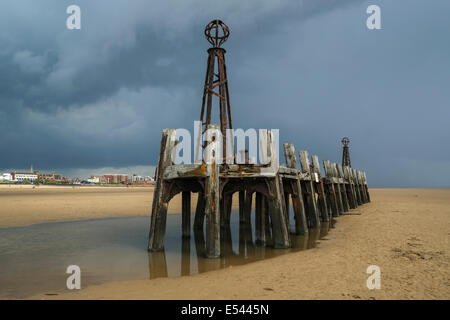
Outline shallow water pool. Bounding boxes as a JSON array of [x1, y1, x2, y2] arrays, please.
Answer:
[[0, 211, 334, 299]]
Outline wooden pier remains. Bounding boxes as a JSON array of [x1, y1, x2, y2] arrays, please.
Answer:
[[148, 126, 371, 258], [148, 20, 371, 258]]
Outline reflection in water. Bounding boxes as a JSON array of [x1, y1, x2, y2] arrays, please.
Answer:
[[148, 251, 168, 279], [147, 214, 336, 279], [0, 213, 336, 298]]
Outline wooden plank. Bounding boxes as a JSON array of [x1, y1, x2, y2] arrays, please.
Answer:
[[311, 154, 321, 174], [298, 150, 311, 173], [148, 128, 177, 251], [163, 164, 207, 180]]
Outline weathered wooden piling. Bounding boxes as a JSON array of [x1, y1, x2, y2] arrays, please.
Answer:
[[282, 143, 309, 235], [298, 150, 321, 228], [255, 193, 266, 245], [344, 166, 358, 209], [324, 161, 344, 215], [239, 191, 246, 222], [323, 160, 340, 218], [148, 129, 177, 251], [260, 130, 291, 248], [194, 192, 205, 230], [361, 171, 370, 204], [352, 168, 363, 205], [312, 154, 330, 222], [182, 191, 191, 238], [363, 171, 371, 202], [181, 237, 190, 276], [336, 164, 350, 212], [331, 163, 345, 214]]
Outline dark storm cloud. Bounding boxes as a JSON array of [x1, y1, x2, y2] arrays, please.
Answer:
[[0, 0, 449, 186]]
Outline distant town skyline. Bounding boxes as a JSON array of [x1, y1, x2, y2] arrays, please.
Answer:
[[0, 165, 156, 180]]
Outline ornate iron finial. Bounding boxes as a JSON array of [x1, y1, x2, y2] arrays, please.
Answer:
[[204, 20, 230, 48], [341, 137, 350, 147]]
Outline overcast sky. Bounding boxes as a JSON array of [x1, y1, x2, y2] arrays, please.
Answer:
[[0, 0, 449, 187]]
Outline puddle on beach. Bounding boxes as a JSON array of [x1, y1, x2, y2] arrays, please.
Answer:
[[0, 211, 335, 299]]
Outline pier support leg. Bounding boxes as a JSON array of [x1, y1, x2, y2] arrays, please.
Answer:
[[148, 129, 177, 251], [181, 237, 190, 276], [353, 169, 363, 205], [334, 182, 345, 215], [328, 183, 339, 217], [291, 189, 309, 235], [194, 192, 205, 230], [316, 182, 330, 222], [182, 191, 191, 238], [221, 192, 232, 227], [244, 191, 253, 223], [264, 197, 272, 246], [365, 185, 371, 203], [255, 193, 266, 246], [239, 191, 246, 222], [302, 181, 321, 228], [268, 175, 290, 249], [341, 183, 350, 212], [298, 150, 321, 228], [283, 143, 308, 235], [344, 166, 358, 209], [204, 162, 220, 258], [346, 183, 357, 209]]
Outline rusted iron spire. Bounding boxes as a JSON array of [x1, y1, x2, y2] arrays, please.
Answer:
[[341, 137, 351, 168], [198, 20, 232, 163]]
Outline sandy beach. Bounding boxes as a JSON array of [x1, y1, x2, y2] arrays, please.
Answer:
[[0, 185, 244, 228], [1, 186, 449, 299]]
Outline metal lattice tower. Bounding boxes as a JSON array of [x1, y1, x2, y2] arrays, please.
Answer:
[[341, 137, 351, 167], [197, 20, 232, 162]]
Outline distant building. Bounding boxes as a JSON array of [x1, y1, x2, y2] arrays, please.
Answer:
[[12, 172, 38, 182], [132, 175, 144, 183], [132, 174, 154, 183], [103, 174, 129, 184], [87, 176, 101, 183], [38, 172, 65, 181], [0, 173, 13, 181]]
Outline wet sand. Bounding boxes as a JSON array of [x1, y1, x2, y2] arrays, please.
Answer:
[[1, 186, 449, 299], [0, 185, 221, 228]]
